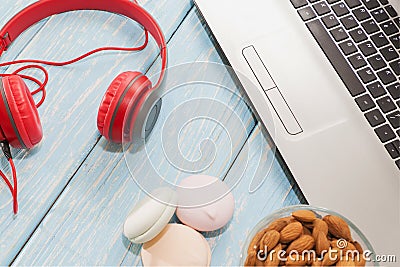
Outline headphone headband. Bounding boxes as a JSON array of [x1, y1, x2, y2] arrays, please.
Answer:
[[0, 0, 167, 88]]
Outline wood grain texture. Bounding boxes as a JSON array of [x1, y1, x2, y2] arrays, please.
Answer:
[[0, 0, 192, 264], [12, 8, 258, 266], [1, 0, 300, 266], [205, 124, 301, 266], [121, 124, 302, 266], [0, 0, 48, 62]]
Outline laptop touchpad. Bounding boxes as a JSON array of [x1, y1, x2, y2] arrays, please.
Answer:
[[243, 46, 302, 135]]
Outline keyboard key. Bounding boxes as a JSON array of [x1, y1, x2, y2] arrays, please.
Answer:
[[396, 160, 400, 169], [308, 0, 320, 2], [367, 81, 385, 97], [377, 95, 396, 113], [371, 8, 390, 22], [341, 15, 359, 29], [385, 142, 400, 159], [389, 35, 400, 49], [377, 68, 396, 84], [388, 83, 400, 100], [394, 17, 400, 28], [365, 109, 386, 126], [361, 19, 380, 33], [368, 54, 387, 70], [327, 0, 340, 3], [291, 0, 308, 8], [349, 28, 367, 42], [356, 94, 376, 111], [322, 14, 340, 28], [353, 7, 371, 21], [339, 40, 358, 55], [306, 20, 366, 96], [380, 46, 399, 61], [361, 0, 380, 10], [378, 0, 388, 5], [387, 111, 400, 128], [298, 7, 317, 21], [380, 21, 399, 36], [358, 41, 377, 56], [358, 67, 377, 83], [349, 53, 367, 69], [395, 140, 400, 153], [330, 27, 349, 41], [375, 124, 396, 142], [390, 60, 400, 76], [345, 0, 362, 8], [385, 5, 398, 17], [332, 3, 350, 16], [313, 1, 331, 15], [371, 32, 389, 47]]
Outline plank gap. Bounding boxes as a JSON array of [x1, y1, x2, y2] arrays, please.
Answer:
[[9, 4, 196, 265], [9, 135, 102, 265]]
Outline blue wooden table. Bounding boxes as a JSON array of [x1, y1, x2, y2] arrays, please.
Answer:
[[0, 0, 302, 265]]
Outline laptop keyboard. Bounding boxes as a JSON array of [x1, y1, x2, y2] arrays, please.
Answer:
[[290, 0, 400, 170]]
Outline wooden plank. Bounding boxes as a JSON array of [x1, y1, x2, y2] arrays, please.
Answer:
[[0, 0, 48, 63], [0, 0, 192, 264], [121, 124, 302, 266], [205, 124, 302, 266], [13, 9, 257, 265]]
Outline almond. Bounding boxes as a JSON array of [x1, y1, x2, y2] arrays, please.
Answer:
[[307, 257, 314, 266], [265, 244, 282, 267], [287, 235, 315, 254], [245, 250, 257, 266], [303, 226, 312, 236], [323, 215, 353, 241], [344, 242, 357, 252], [322, 248, 340, 266], [312, 219, 329, 239], [331, 239, 356, 252], [260, 230, 280, 253], [255, 258, 265, 266], [248, 229, 268, 254], [316, 231, 330, 255], [280, 222, 303, 243], [266, 217, 292, 232], [353, 241, 366, 267], [303, 221, 315, 229], [292, 209, 317, 223], [336, 258, 356, 266], [312, 259, 322, 267], [285, 254, 308, 266]]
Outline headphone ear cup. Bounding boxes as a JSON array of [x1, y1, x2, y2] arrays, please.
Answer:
[[0, 76, 43, 149], [97, 72, 152, 143], [126, 88, 162, 148]]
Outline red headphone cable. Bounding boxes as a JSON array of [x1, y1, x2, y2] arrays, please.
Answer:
[[0, 29, 149, 108], [0, 30, 149, 215], [0, 141, 17, 214]]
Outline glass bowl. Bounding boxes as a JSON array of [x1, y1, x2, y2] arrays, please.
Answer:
[[239, 205, 377, 266]]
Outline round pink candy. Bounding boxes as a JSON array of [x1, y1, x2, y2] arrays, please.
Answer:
[[176, 175, 235, 232]]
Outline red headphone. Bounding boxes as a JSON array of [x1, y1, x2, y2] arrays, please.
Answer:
[[0, 0, 167, 214]]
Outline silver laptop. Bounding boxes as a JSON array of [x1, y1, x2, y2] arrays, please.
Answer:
[[195, 0, 399, 260]]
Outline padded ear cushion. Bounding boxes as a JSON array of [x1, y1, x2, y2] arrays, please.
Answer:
[[97, 72, 136, 136], [0, 76, 43, 149], [97, 72, 152, 143]]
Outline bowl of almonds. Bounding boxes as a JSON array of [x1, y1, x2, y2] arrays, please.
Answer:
[[240, 205, 376, 266]]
